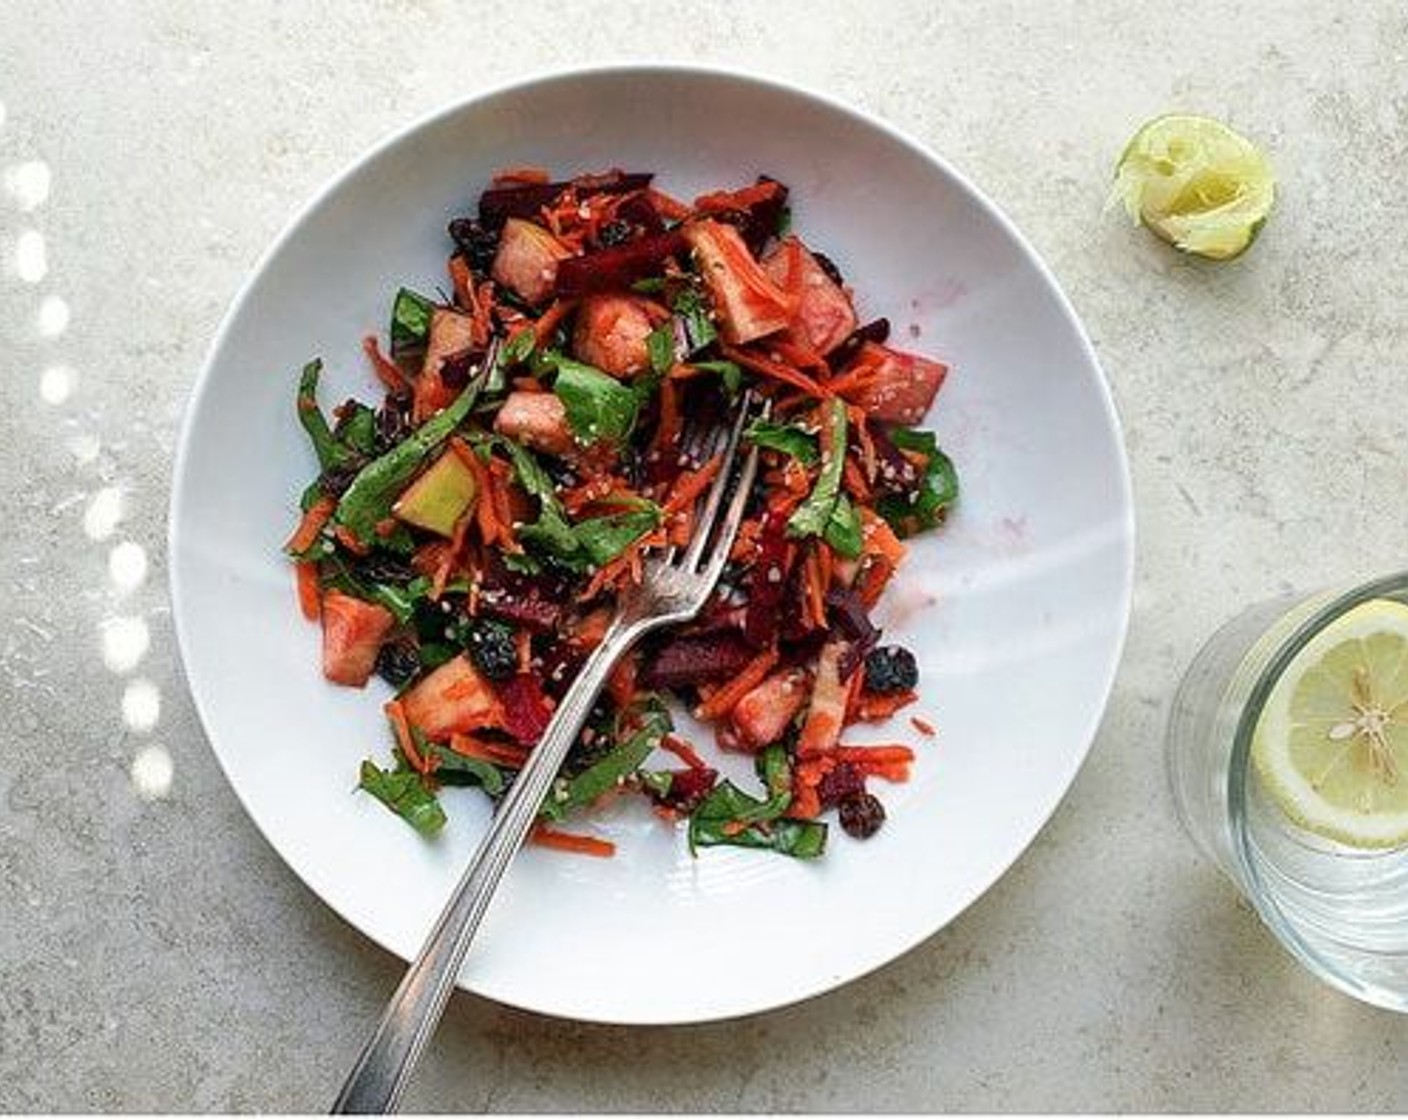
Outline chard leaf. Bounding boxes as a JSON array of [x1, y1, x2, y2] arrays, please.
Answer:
[[822, 493, 864, 559], [548, 355, 640, 445], [574, 504, 661, 567], [874, 427, 959, 538], [746, 419, 819, 465], [427, 744, 505, 795], [646, 322, 676, 377], [390, 288, 435, 358], [786, 398, 848, 540], [358, 759, 446, 837]]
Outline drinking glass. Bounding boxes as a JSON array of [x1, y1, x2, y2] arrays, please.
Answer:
[[1166, 571, 1408, 1011]]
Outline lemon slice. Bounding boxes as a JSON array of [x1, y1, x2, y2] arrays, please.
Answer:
[[1111, 114, 1275, 260], [1253, 599, 1408, 847]]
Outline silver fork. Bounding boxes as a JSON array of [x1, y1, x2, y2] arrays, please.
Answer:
[[332, 393, 761, 1114]]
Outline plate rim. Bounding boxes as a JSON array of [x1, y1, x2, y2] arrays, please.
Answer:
[[169, 61, 1136, 1024]]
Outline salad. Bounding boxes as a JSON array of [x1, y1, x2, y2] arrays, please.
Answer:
[[283, 167, 958, 859]]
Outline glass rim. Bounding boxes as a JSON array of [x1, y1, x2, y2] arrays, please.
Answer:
[[1226, 569, 1408, 1006]]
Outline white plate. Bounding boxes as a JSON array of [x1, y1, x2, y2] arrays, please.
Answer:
[[170, 66, 1133, 1024]]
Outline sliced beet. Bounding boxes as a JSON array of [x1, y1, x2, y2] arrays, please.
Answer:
[[477, 562, 566, 632], [705, 176, 790, 256], [646, 766, 719, 812], [553, 230, 687, 298], [496, 674, 553, 745], [639, 632, 755, 691], [743, 512, 791, 648], [828, 586, 880, 679], [867, 421, 924, 496], [477, 170, 654, 229]]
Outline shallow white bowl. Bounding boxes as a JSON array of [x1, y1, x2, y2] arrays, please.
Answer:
[[170, 65, 1133, 1024]]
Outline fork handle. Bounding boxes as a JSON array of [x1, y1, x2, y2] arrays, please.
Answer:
[[332, 617, 645, 1114]]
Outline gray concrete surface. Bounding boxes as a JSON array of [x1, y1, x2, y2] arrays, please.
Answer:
[[3, 0, 1408, 1111]]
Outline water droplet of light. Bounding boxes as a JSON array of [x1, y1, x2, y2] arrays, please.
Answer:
[[108, 540, 148, 591], [14, 230, 46, 283], [101, 615, 150, 673], [83, 487, 124, 540], [121, 678, 161, 732], [130, 743, 173, 800], [39, 364, 74, 404], [5, 160, 50, 211], [37, 294, 69, 337]]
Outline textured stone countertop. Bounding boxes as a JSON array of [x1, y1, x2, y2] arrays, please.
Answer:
[[3, 1, 1407, 1111]]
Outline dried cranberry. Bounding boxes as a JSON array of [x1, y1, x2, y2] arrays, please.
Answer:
[[838, 792, 885, 839], [816, 762, 866, 809]]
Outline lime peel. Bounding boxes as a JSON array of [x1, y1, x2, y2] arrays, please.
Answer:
[[1111, 113, 1275, 261], [1253, 599, 1408, 849]]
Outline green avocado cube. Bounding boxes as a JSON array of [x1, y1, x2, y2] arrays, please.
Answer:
[[392, 449, 478, 538]]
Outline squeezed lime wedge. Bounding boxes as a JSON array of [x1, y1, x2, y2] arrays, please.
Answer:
[[1111, 114, 1275, 260], [1253, 599, 1408, 848]]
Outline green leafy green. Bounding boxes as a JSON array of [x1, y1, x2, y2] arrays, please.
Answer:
[[574, 503, 662, 567], [671, 287, 718, 353], [646, 322, 676, 377], [427, 743, 506, 795], [822, 493, 864, 559], [786, 397, 848, 540], [500, 329, 537, 367], [358, 759, 446, 837], [691, 359, 743, 395], [333, 373, 485, 543], [541, 705, 671, 822], [296, 359, 344, 471], [874, 427, 959, 538], [687, 760, 826, 860], [548, 356, 640, 445], [390, 287, 435, 358], [745, 419, 819, 465], [492, 438, 587, 569]]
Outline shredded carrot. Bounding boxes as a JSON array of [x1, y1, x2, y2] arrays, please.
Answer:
[[652, 379, 682, 457], [693, 647, 780, 722], [294, 561, 321, 621], [574, 608, 613, 648], [854, 689, 919, 721], [374, 517, 399, 539], [384, 700, 428, 774], [802, 547, 827, 629], [284, 495, 336, 554], [866, 762, 911, 783], [580, 528, 667, 600], [719, 343, 829, 398], [530, 825, 616, 858], [847, 404, 877, 478], [488, 459, 517, 541], [448, 254, 475, 311], [448, 732, 528, 769], [607, 653, 637, 709], [834, 744, 916, 765], [532, 298, 577, 347], [842, 455, 873, 503], [790, 779, 822, 820], [770, 336, 829, 375], [450, 439, 503, 548], [816, 541, 834, 596], [693, 179, 786, 215], [361, 335, 410, 395], [911, 716, 936, 737], [431, 508, 472, 600], [661, 733, 709, 771], [663, 454, 722, 515], [515, 629, 533, 674], [334, 524, 370, 556]]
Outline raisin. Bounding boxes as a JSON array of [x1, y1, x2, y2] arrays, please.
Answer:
[[356, 554, 418, 585], [463, 618, 518, 681], [374, 398, 411, 453], [375, 642, 421, 689], [862, 645, 918, 694], [448, 220, 499, 274], [838, 792, 885, 839], [816, 762, 866, 809], [811, 251, 846, 287]]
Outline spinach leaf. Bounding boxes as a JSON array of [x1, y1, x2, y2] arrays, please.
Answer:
[[786, 397, 848, 540], [541, 705, 671, 822], [574, 503, 662, 566], [390, 287, 435, 359], [427, 743, 505, 795], [358, 759, 446, 837], [874, 427, 959, 538], [646, 322, 676, 378], [495, 437, 587, 568], [688, 778, 826, 859], [671, 287, 718, 353], [822, 493, 864, 559], [548, 355, 640, 445], [296, 359, 343, 471], [691, 359, 743, 395], [745, 418, 819, 465]]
